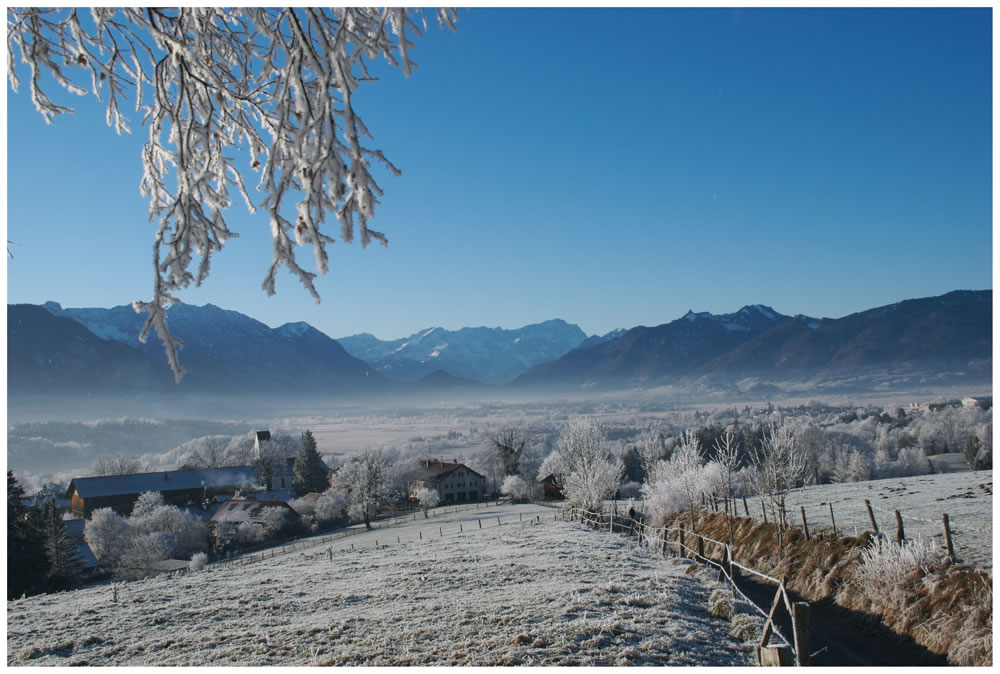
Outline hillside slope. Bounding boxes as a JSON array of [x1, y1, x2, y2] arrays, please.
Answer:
[[6, 504, 756, 667]]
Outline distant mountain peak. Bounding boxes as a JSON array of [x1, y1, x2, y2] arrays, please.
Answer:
[[277, 321, 312, 338]]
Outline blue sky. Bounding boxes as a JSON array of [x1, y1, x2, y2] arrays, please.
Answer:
[[5, 7, 993, 340]]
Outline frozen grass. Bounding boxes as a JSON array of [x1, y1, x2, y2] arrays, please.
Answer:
[[782, 469, 992, 570], [7, 504, 758, 666], [852, 537, 946, 588]]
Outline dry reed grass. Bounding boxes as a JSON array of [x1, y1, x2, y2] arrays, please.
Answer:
[[665, 510, 992, 666]]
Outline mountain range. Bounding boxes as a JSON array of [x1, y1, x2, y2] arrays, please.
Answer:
[[7, 290, 991, 396], [515, 290, 992, 391], [337, 320, 596, 385]]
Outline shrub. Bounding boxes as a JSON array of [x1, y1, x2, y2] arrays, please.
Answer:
[[236, 521, 263, 544], [708, 589, 734, 620], [730, 614, 760, 643], [852, 536, 946, 589], [500, 475, 529, 500], [189, 552, 208, 571]]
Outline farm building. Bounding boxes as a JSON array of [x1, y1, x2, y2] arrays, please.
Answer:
[[66, 466, 260, 518], [538, 474, 564, 500], [210, 498, 299, 546], [413, 460, 486, 503]]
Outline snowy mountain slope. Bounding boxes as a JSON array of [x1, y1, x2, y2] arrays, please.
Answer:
[[6, 504, 759, 666], [338, 319, 589, 384], [577, 328, 627, 350]]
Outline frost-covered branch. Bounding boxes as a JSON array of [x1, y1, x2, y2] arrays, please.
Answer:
[[7, 7, 457, 381]]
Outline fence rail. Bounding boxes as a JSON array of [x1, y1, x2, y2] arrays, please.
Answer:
[[564, 506, 807, 666]]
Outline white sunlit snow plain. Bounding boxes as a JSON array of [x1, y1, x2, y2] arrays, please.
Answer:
[[7, 503, 760, 666], [780, 469, 992, 571]]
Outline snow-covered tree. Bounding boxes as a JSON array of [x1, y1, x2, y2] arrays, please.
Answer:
[[130, 490, 166, 518], [416, 487, 440, 518], [637, 428, 668, 484], [333, 447, 391, 529], [896, 445, 928, 477], [182, 435, 229, 468], [549, 418, 624, 513], [314, 487, 349, 524], [260, 506, 291, 539], [236, 521, 263, 545], [117, 532, 173, 580], [500, 475, 529, 501], [8, 7, 457, 381], [84, 507, 130, 559], [749, 422, 809, 538], [485, 421, 534, 479], [711, 429, 741, 525], [129, 502, 208, 556], [292, 430, 329, 497], [642, 430, 704, 528], [90, 454, 146, 476]]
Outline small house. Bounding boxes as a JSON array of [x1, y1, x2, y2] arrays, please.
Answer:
[[539, 473, 564, 500]]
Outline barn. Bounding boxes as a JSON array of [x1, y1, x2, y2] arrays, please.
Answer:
[[66, 466, 260, 518]]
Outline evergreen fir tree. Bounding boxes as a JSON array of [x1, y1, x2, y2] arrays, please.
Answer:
[[8, 471, 48, 599], [42, 498, 83, 592], [292, 430, 329, 497]]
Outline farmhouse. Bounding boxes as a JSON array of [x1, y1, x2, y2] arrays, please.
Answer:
[[414, 460, 486, 503], [66, 466, 259, 518]]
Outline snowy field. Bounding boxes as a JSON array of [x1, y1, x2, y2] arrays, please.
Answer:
[[8, 503, 759, 666], [781, 469, 993, 571]]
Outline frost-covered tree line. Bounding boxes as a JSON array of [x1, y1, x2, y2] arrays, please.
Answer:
[[84, 491, 209, 580], [8, 7, 457, 380], [519, 400, 991, 537]]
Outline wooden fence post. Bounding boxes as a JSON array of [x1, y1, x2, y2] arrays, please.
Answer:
[[800, 506, 810, 541], [678, 524, 686, 557], [761, 500, 768, 524], [697, 533, 705, 558], [894, 510, 904, 545], [742, 495, 749, 518], [792, 602, 811, 666], [864, 499, 879, 533], [942, 513, 955, 561], [661, 526, 668, 556], [829, 503, 837, 538]]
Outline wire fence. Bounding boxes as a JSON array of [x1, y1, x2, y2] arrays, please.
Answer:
[[565, 506, 810, 666], [210, 499, 521, 569]]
